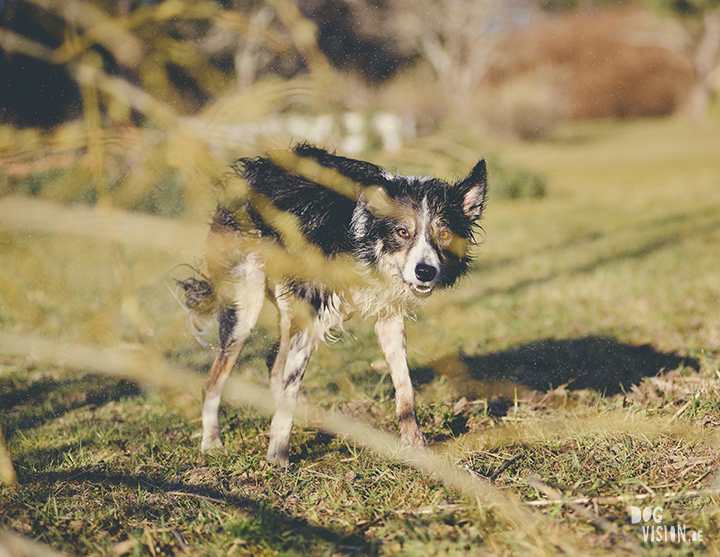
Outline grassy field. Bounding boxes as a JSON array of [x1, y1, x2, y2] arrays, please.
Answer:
[[2, 116, 720, 555]]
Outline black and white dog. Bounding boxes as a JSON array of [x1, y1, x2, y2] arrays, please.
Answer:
[[180, 144, 487, 466]]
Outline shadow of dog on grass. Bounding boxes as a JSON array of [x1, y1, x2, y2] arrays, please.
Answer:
[[420, 336, 698, 421]]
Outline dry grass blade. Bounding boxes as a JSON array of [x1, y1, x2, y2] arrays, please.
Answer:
[[0, 194, 409, 306], [526, 487, 720, 507], [527, 475, 641, 552], [165, 491, 227, 505]]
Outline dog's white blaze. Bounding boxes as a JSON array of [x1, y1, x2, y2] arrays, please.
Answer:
[[402, 196, 440, 286]]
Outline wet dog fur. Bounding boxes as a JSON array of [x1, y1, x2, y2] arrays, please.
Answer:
[[180, 144, 487, 466]]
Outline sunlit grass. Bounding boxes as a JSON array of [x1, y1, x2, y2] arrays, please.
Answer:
[[2, 116, 720, 555], [6, 1, 720, 554]]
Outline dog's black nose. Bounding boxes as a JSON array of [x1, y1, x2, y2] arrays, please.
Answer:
[[415, 263, 437, 283]]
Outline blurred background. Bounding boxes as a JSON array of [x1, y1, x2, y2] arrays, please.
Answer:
[[1, 0, 717, 216], [0, 0, 718, 376]]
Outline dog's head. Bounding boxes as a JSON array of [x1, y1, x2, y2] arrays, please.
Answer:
[[350, 161, 487, 296]]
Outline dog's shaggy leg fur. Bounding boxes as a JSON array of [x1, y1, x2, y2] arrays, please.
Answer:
[[375, 314, 427, 447], [201, 257, 266, 453]]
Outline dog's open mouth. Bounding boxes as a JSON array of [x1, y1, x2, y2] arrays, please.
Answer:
[[409, 284, 434, 296]]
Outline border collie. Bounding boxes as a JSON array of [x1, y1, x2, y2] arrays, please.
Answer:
[[180, 144, 487, 466]]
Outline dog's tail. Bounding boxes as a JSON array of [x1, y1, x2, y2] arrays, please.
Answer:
[[175, 277, 217, 345]]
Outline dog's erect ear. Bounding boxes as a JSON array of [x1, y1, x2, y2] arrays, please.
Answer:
[[456, 159, 487, 221]]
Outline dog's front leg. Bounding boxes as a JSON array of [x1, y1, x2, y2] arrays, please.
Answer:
[[375, 314, 427, 447], [266, 329, 316, 467]]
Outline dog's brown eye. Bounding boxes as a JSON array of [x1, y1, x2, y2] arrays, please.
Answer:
[[397, 227, 409, 238], [438, 229, 450, 240]]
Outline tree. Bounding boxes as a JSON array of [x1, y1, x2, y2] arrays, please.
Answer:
[[644, 0, 720, 117], [387, 0, 533, 118]]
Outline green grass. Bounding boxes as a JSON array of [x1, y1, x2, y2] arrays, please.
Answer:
[[2, 116, 720, 555]]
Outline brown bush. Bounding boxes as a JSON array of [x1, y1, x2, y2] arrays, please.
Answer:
[[486, 7, 695, 119]]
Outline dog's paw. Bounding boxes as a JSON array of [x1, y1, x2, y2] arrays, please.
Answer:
[[400, 425, 428, 448], [266, 439, 290, 468], [201, 435, 225, 454]]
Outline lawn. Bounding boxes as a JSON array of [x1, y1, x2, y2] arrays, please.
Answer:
[[1, 116, 720, 555]]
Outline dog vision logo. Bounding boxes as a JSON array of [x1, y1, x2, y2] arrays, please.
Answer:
[[629, 506, 704, 544]]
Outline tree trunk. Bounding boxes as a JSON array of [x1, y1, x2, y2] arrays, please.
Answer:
[[688, 9, 720, 119]]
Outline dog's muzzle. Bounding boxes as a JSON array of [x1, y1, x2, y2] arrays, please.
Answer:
[[409, 263, 439, 295]]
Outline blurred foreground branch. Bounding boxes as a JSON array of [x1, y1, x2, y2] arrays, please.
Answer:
[[0, 528, 66, 557], [0, 428, 15, 487], [0, 196, 206, 254]]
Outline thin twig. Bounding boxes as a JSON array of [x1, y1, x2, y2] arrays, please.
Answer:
[[527, 475, 640, 552], [396, 503, 469, 516], [526, 486, 720, 507], [668, 396, 695, 424], [489, 454, 522, 482], [166, 491, 226, 505]]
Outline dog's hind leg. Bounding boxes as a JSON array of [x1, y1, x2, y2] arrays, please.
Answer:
[[266, 326, 317, 467], [267, 284, 292, 404], [375, 314, 427, 448], [201, 258, 265, 453]]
